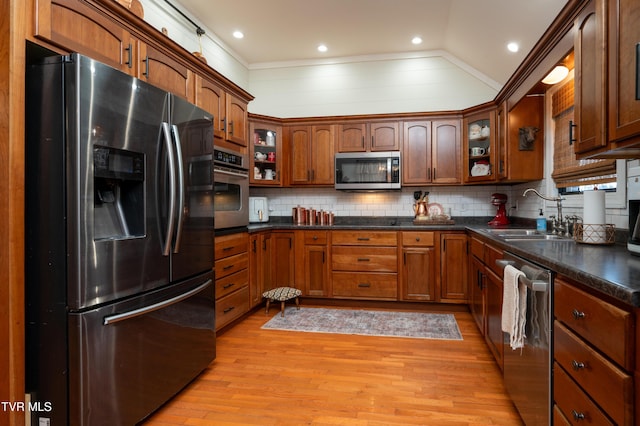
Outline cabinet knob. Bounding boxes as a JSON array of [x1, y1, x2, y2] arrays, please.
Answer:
[[415, 237, 421, 241], [571, 410, 585, 421], [572, 309, 586, 320], [313, 235, 318, 240], [571, 360, 586, 371]]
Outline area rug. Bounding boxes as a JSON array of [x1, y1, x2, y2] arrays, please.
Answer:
[[261, 307, 463, 340]]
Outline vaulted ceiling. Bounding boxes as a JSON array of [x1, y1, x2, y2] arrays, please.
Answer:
[[175, 0, 569, 87]]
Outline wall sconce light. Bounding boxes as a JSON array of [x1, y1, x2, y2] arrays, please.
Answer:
[[542, 65, 570, 85]]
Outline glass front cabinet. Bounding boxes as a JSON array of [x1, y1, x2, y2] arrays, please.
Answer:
[[463, 109, 496, 183], [250, 120, 283, 186]]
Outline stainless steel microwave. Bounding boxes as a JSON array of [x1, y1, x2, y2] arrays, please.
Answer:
[[335, 151, 401, 190]]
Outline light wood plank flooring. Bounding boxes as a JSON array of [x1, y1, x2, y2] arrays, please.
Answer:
[[143, 306, 523, 425]]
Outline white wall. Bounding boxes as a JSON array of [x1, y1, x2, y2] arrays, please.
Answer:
[[247, 53, 499, 118], [140, 0, 250, 89]]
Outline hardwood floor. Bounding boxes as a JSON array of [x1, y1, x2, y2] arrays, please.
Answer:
[[143, 306, 523, 425]]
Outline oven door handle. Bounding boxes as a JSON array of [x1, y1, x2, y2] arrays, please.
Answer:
[[214, 168, 249, 179]]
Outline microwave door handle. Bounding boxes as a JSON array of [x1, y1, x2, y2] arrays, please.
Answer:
[[171, 124, 185, 253], [161, 122, 177, 257], [387, 158, 392, 183]]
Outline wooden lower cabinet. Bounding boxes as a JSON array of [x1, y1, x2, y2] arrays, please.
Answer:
[[331, 231, 398, 300], [400, 231, 436, 301], [438, 232, 468, 302], [250, 231, 296, 295], [554, 276, 634, 425], [294, 230, 330, 297], [214, 232, 249, 330]]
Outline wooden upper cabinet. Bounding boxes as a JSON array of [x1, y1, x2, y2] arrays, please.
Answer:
[[225, 94, 248, 147], [402, 119, 460, 185], [138, 44, 194, 102], [608, 0, 640, 143], [370, 122, 400, 151], [195, 76, 226, 141], [337, 122, 399, 152], [337, 123, 366, 151], [290, 125, 335, 185], [35, 0, 133, 73], [574, 0, 608, 155], [402, 121, 431, 184], [431, 120, 461, 184]]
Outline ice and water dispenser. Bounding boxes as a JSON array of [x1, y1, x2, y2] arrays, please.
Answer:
[[93, 146, 144, 240]]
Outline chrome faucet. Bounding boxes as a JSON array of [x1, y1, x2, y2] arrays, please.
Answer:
[[523, 189, 569, 236]]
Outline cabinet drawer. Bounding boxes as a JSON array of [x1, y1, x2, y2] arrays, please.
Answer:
[[554, 322, 633, 425], [555, 278, 634, 370], [215, 269, 248, 300], [332, 272, 397, 299], [470, 236, 484, 259], [216, 286, 250, 330], [332, 246, 397, 272], [402, 231, 434, 247], [304, 231, 328, 245], [215, 233, 248, 260], [332, 230, 397, 246], [483, 243, 503, 276], [554, 362, 614, 426], [215, 252, 248, 279]]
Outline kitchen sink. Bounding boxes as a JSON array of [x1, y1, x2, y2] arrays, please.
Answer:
[[484, 228, 574, 242]]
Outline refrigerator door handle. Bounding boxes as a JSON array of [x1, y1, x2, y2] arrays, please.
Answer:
[[171, 124, 185, 253], [103, 279, 212, 325], [161, 122, 177, 256]]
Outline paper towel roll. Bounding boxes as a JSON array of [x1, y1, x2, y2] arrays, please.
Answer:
[[583, 190, 605, 224]]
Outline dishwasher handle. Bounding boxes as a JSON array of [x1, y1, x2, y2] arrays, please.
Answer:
[[495, 259, 549, 292]]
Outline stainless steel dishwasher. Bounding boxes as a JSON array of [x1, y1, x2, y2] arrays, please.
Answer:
[[497, 252, 552, 426]]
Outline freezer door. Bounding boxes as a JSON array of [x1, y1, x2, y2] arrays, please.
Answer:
[[168, 95, 215, 281], [63, 273, 215, 426]]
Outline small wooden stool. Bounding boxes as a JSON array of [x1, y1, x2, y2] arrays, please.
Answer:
[[262, 287, 302, 317]]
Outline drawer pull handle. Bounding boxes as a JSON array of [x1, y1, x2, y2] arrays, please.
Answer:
[[223, 283, 235, 289], [357, 258, 371, 262], [571, 410, 585, 421], [357, 237, 370, 241], [223, 246, 234, 251], [223, 306, 235, 314], [223, 265, 234, 270], [571, 360, 586, 371], [358, 283, 371, 288], [572, 309, 586, 319]]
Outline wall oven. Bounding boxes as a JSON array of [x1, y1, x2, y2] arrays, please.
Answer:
[[213, 147, 249, 229]]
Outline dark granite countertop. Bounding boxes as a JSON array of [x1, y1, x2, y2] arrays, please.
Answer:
[[242, 216, 640, 308]]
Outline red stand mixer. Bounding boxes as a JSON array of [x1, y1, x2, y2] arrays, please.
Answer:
[[488, 193, 509, 227]]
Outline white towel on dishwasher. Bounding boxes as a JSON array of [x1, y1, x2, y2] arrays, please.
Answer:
[[501, 264, 527, 350]]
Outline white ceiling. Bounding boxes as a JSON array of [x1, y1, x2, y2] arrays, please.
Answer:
[[175, 0, 569, 86]]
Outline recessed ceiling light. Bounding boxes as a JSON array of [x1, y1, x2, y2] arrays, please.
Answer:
[[317, 44, 328, 53], [233, 31, 244, 39], [507, 42, 519, 53], [411, 36, 423, 45]]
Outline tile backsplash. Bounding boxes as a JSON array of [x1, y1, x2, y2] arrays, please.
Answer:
[[250, 186, 516, 219], [250, 182, 631, 230]]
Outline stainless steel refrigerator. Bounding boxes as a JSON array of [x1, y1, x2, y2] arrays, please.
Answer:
[[25, 53, 216, 425]]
